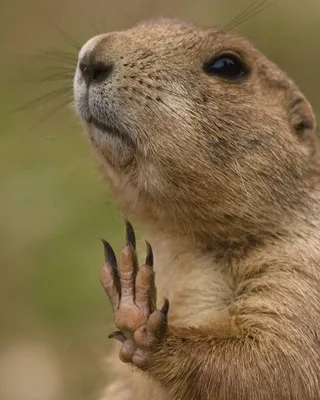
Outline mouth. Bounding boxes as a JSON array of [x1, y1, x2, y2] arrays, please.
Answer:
[[86, 115, 135, 147], [88, 116, 122, 136]]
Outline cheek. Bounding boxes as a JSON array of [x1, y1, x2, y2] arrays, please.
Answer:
[[119, 81, 198, 133]]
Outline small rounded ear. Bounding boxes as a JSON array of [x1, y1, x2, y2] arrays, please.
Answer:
[[287, 89, 317, 136], [285, 85, 319, 157]]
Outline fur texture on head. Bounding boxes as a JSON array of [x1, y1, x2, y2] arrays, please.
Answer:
[[73, 17, 320, 244], [73, 18, 320, 400]]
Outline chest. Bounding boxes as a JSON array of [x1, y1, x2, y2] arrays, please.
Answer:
[[151, 240, 234, 326]]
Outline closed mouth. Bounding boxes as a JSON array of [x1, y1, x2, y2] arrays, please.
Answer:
[[88, 115, 134, 147], [89, 116, 122, 137]]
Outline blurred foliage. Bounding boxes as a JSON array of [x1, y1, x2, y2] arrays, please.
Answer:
[[0, 0, 319, 399]]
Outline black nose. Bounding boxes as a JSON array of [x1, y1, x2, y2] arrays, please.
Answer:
[[79, 60, 114, 85]]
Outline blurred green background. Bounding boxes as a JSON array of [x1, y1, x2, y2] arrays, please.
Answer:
[[0, 0, 319, 399]]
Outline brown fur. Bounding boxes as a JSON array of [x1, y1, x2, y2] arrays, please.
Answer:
[[73, 18, 320, 400]]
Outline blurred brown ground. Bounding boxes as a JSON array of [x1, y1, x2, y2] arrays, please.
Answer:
[[0, 0, 319, 399]]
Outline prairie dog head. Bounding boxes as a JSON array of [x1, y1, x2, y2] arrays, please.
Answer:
[[73, 18, 319, 241]]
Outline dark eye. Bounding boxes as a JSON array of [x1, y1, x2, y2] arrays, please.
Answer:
[[204, 53, 249, 80]]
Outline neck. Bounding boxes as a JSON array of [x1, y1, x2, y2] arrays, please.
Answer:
[[132, 197, 320, 263]]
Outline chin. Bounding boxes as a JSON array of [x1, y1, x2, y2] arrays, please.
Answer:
[[85, 123, 135, 171]]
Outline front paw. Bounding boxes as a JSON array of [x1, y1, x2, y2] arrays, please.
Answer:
[[100, 219, 169, 369]]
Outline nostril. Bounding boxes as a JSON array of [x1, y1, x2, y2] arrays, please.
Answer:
[[79, 61, 114, 84]]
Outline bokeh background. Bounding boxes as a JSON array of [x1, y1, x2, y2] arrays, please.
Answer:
[[1, 0, 319, 399]]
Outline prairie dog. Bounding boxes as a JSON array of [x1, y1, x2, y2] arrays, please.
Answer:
[[73, 18, 320, 400]]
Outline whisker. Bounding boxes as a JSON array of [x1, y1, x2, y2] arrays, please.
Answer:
[[53, 25, 82, 51], [89, 19, 102, 35], [9, 87, 72, 114], [226, 1, 276, 32], [221, 0, 276, 32], [34, 6, 82, 51], [23, 97, 73, 134], [32, 66, 76, 75], [17, 73, 74, 84], [32, 49, 78, 64], [222, 0, 264, 31], [0, 76, 72, 89]]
